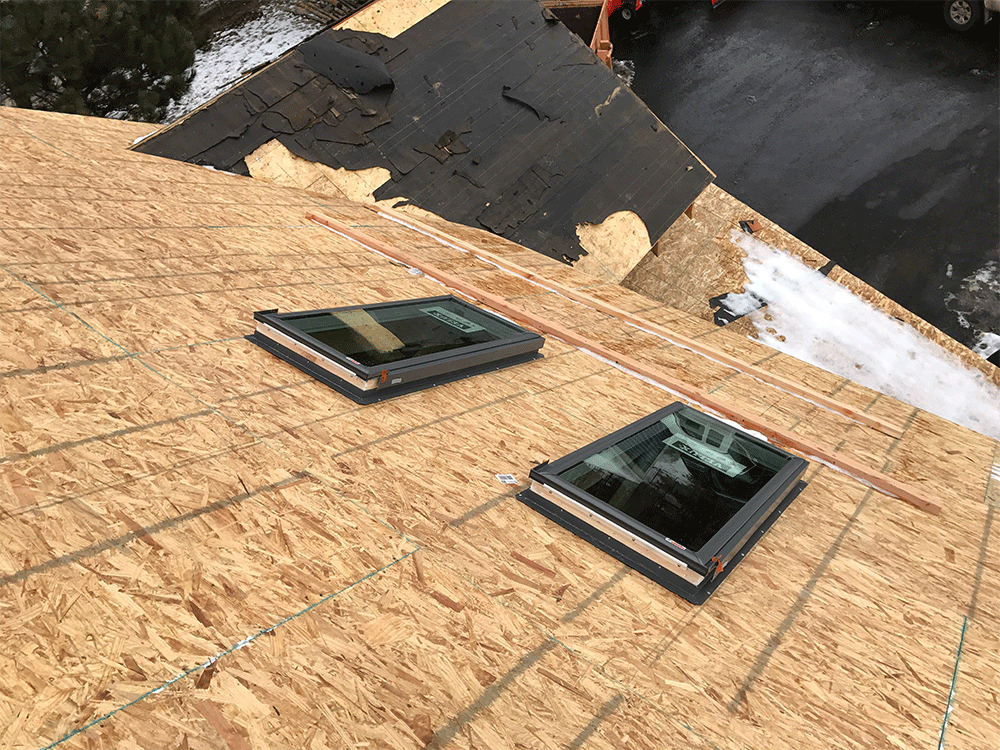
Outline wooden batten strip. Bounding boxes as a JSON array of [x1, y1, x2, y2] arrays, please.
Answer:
[[306, 211, 940, 515], [364, 203, 905, 440]]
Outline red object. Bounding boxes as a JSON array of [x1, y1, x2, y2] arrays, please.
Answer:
[[608, 0, 644, 17]]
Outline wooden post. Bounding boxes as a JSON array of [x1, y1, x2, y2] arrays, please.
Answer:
[[590, 0, 613, 69]]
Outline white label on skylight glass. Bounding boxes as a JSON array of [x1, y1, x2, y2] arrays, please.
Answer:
[[496, 474, 518, 484], [420, 306, 485, 333]]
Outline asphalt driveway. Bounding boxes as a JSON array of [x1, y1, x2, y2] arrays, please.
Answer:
[[612, 0, 999, 351]]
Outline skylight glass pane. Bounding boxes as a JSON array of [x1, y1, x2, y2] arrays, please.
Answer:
[[282, 298, 518, 367], [251, 296, 544, 404], [555, 406, 788, 551], [520, 402, 808, 602]]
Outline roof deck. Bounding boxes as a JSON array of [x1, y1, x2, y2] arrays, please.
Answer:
[[1, 106, 997, 749]]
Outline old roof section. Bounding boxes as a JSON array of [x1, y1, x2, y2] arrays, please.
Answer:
[[134, 0, 713, 267]]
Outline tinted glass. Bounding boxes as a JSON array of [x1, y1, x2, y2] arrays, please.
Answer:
[[283, 298, 520, 367], [556, 406, 789, 551]]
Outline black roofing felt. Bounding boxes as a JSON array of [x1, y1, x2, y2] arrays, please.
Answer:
[[136, 0, 713, 263]]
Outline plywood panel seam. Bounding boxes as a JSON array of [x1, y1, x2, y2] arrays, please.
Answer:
[[1, 301, 64, 315], [8, 127, 105, 177], [935, 616, 969, 750], [324, 390, 527, 461], [3, 222, 327, 231], [4, 442, 266, 521], [24, 279, 323, 308], [0, 353, 133, 382], [139, 335, 249, 358], [1, 246, 346, 271], [34, 547, 420, 750], [0, 407, 215, 466], [36, 265, 285, 287], [1, 264, 129, 356]]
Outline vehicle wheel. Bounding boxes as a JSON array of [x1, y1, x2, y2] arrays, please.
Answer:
[[943, 0, 982, 31]]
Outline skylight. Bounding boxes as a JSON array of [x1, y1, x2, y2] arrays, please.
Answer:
[[519, 403, 808, 603], [250, 295, 544, 403]]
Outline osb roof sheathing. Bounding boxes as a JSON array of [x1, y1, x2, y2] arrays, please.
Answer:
[[1, 107, 998, 750]]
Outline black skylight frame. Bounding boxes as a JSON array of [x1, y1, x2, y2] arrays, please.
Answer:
[[518, 402, 808, 604], [249, 295, 544, 404]]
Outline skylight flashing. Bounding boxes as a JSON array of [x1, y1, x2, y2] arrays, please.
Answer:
[[519, 402, 808, 603], [250, 295, 544, 403]]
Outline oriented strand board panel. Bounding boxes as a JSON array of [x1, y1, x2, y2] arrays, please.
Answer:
[[1, 107, 998, 750], [245, 138, 391, 204], [573, 210, 654, 283], [340, 0, 451, 37]]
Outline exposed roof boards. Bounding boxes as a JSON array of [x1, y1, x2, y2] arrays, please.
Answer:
[[135, 0, 713, 268], [2, 106, 998, 750]]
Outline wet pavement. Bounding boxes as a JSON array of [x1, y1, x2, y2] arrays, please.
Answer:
[[611, 0, 999, 350]]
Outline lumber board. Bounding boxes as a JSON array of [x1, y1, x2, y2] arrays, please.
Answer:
[[307, 210, 941, 516], [365, 203, 906, 440]]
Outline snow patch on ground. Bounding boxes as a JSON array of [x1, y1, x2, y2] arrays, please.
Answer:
[[167, 7, 321, 120], [974, 331, 1000, 359], [729, 230, 1000, 441], [612, 58, 635, 88], [945, 259, 1000, 357]]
